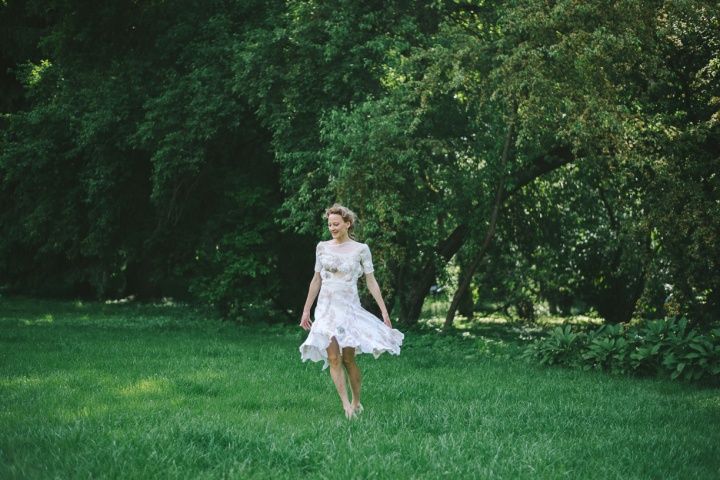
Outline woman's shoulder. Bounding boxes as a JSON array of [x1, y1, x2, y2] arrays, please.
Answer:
[[355, 242, 371, 254], [352, 241, 370, 251], [317, 240, 338, 248]]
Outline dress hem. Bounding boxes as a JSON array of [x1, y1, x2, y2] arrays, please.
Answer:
[[300, 333, 403, 371]]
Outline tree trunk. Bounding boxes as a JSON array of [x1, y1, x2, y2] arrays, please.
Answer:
[[443, 121, 514, 331], [399, 224, 468, 323], [457, 279, 475, 318]]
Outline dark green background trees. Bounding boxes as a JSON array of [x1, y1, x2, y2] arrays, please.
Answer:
[[1, 0, 718, 326]]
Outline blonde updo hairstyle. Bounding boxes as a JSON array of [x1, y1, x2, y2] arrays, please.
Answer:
[[325, 203, 358, 239]]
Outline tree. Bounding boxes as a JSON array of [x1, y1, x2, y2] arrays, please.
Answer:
[[0, 0, 313, 319], [2, 0, 717, 328], [259, 0, 718, 327]]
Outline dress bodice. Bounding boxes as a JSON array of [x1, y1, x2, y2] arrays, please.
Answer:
[[314, 241, 374, 285]]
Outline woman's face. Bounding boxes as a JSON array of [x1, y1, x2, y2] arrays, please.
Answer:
[[327, 214, 351, 241]]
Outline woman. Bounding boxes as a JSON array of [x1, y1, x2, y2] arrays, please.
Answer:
[[299, 204, 404, 419]]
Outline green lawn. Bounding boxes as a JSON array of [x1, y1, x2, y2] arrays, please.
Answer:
[[1, 297, 719, 479]]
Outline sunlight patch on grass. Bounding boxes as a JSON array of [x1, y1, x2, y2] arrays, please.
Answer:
[[1, 374, 43, 388], [21, 313, 54, 325], [105, 296, 137, 305], [698, 396, 720, 408], [120, 377, 171, 396]]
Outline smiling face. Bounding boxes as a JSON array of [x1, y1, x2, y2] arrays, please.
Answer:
[[327, 214, 351, 242]]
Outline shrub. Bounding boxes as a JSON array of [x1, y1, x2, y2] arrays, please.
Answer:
[[522, 318, 720, 383], [521, 324, 586, 368], [583, 324, 634, 375]]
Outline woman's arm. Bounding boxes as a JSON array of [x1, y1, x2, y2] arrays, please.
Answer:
[[300, 272, 322, 330], [365, 272, 392, 328]]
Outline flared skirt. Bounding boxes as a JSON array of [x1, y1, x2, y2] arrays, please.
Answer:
[[299, 284, 404, 370]]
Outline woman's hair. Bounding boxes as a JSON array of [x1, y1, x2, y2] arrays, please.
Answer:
[[325, 203, 358, 238]]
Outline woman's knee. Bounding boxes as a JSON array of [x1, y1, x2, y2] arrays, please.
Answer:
[[327, 348, 343, 367], [342, 352, 357, 368], [327, 337, 342, 366], [328, 352, 343, 367]]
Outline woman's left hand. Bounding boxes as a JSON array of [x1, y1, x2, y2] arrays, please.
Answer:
[[382, 311, 392, 328]]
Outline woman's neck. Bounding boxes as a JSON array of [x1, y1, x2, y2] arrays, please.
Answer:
[[332, 236, 353, 245]]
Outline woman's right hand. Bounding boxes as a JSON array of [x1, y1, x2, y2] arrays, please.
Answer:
[[300, 311, 313, 330], [382, 311, 392, 328]]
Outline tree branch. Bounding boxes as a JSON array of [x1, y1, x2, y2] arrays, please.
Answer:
[[402, 145, 577, 325]]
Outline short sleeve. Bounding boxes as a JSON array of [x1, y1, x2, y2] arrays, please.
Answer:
[[314, 243, 322, 272], [360, 244, 374, 274]]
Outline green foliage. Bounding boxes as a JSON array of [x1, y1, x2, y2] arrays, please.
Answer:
[[522, 324, 585, 368], [1, 0, 718, 328], [0, 0, 309, 315], [633, 318, 720, 382], [524, 318, 720, 383], [189, 186, 279, 320], [262, 0, 720, 327], [584, 324, 634, 375]]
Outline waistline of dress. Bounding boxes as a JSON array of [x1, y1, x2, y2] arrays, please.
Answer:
[[320, 279, 359, 289]]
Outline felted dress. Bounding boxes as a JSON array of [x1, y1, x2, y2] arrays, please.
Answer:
[[300, 241, 404, 370]]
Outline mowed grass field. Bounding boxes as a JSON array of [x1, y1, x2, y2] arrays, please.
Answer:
[[1, 296, 719, 479]]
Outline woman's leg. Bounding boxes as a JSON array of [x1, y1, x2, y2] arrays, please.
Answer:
[[327, 338, 354, 418], [342, 347, 362, 412]]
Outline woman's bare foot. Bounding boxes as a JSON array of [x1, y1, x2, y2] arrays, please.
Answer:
[[353, 404, 364, 415], [344, 404, 356, 419]]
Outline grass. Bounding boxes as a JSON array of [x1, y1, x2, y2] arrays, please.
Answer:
[[1, 296, 719, 479]]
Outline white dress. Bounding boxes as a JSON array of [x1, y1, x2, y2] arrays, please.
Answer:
[[299, 241, 404, 370]]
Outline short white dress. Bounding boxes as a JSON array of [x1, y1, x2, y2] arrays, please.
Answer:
[[300, 241, 404, 370]]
